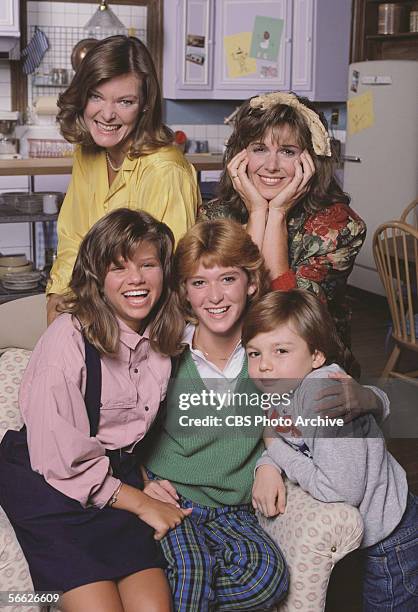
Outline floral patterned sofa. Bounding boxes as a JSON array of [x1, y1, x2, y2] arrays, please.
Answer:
[[0, 295, 364, 611]]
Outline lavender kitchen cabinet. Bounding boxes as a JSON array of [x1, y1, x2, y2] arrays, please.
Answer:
[[0, 0, 19, 55], [0, 0, 19, 35], [163, 0, 352, 101]]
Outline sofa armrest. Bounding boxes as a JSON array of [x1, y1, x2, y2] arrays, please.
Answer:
[[0, 349, 32, 441], [257, 479, 364, 612], [0, 349, 42, 609]]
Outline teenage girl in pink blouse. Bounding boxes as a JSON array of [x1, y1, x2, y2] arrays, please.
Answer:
[[0, 209, 191, 612]]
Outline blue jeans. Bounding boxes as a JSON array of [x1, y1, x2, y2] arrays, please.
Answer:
[[363, 492, 418, 611]]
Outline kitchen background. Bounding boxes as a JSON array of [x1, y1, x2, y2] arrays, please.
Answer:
[[0, 0, 417, 291]]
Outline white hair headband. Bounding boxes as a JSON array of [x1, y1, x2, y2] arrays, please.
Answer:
[[249, 92, 332, 157]]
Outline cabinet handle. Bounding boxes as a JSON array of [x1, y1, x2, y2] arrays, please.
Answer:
[[343, 155, 362, 163]]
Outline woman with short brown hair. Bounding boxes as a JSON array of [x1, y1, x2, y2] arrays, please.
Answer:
[[47, 35, 200, 324]]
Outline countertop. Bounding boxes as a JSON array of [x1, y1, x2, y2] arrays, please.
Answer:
[[0, 154, 224, 176]]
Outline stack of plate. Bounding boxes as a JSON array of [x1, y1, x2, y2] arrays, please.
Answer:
[[0, 253, 33, 279], [1, 270, 42, 291]]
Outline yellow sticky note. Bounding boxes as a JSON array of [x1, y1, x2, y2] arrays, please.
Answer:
[[224, 32, 257, 79], [347, 91, 375, 136]]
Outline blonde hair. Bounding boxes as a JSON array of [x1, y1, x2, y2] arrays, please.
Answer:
[[60, 208, 183, 356], [174, 219, 270, 323]]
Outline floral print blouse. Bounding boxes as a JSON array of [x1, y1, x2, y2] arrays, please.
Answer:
[[199, 199, 366, 350]]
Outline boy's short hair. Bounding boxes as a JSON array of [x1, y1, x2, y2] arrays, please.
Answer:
[[242, 289, 345, 367]]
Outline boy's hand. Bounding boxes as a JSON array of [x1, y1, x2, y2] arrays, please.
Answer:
[[137, 496, 192, 541], [252, 464, 286, 517]]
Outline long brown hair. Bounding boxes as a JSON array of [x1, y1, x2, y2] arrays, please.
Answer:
[[59, 208, 183, 356], [57, 35, 172, 156], [216, 93, 349, 222], [174, 219, 270, 323], [242, 289, 345, 368]]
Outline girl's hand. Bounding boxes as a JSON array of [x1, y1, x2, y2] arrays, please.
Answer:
[[143, 478, 180, 507], [252, 464, 286, 517], [269, 150, 315, 215], [137, 496, 192, 541], [315, 371, 382, 424], [227, 149, 268, 215]]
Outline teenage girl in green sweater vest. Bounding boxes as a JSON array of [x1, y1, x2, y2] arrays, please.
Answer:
[[144, 219, 289, 611]]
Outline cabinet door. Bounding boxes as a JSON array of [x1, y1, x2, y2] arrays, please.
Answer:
[[214, 0, 292, 98], [177, 0, 214, 91], [0, 0, 19, 34], [291, 0, 314, 92]]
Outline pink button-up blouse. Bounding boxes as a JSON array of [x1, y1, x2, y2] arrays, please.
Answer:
[[19, 314, 171, 509]]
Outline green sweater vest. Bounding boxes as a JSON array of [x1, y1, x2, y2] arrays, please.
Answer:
[[145, 349, 265, 507]]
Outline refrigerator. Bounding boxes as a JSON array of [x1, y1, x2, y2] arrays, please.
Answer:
[[343, 60, 418, 295]]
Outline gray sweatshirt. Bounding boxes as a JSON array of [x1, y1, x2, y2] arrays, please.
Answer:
[[256, 364, 408, 548]]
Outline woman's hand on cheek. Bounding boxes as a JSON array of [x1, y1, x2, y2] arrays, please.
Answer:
[[268, 150, 315, 215], [227, 149, 268, 215]]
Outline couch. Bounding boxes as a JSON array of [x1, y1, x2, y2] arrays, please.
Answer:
[[0, 295, 364, 611]]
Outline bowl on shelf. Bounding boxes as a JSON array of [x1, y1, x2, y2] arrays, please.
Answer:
[[0, 253, 28, 267]]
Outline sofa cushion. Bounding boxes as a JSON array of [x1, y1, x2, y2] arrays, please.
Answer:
[[0, 349, 31, 440]]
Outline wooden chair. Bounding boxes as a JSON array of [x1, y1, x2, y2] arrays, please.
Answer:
[[373, 221, 418, 381], [400, 197, 418, 228]]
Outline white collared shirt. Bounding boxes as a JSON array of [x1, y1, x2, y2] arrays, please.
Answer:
[[182, 323, 245, 392]]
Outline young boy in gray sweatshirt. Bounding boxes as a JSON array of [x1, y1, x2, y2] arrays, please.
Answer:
[[242, 289, 417, 612]]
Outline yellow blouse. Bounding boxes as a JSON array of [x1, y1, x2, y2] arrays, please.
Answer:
[[47, 145, 200, 295]]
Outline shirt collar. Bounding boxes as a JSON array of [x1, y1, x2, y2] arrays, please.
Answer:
[[183, 323, 243, 365], [117, 317, 150, 350], [122, 155, 140, 172]]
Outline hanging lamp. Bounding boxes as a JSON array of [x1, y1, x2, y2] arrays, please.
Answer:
[[84, 1, 127, 38]]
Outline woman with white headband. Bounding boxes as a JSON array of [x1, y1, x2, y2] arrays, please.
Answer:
[[203, 92, 366, 377]]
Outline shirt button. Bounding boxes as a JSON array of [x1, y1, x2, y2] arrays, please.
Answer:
[[145, 406, 149, 411], [134, 368, 139, 373]]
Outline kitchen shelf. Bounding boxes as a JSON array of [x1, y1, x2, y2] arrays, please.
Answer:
[[366, 32, 418, 40], [0, 209, 58, 223], [0, 206, 57, 302], [0, 155, 224, 177], [352, 0, 418, 61]]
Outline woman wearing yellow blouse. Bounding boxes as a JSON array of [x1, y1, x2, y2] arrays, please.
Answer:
[[47, 35, 200, 323]]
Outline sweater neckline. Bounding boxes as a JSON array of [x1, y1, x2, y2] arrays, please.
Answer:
[[181, 346, 248, 395]]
